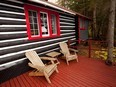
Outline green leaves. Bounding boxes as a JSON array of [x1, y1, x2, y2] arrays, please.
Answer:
[[58, 0, 113, 40]]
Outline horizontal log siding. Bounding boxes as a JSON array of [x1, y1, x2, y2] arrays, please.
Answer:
[[0, 0, 77, 83]]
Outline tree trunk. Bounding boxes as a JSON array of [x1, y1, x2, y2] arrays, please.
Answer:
[[106, 0, 115, 65], [93, 5, 97, 39]]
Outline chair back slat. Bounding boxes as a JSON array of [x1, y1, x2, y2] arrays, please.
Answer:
[[59, 42, 70, 55], [25, 51, 45, 66]]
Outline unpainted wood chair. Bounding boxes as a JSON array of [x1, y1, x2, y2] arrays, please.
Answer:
[[59, 42, 78, 65], [25, 50, 59, 83]]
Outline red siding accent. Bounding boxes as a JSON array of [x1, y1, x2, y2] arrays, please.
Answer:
[[24, 4, 31, 40], [48, 10, 60, 37], [57, 14, 60, 36], [78, 16, 80, 43], [48, 13, 52, 36]]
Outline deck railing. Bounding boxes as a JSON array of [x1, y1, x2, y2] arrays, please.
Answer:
[[68, 39, 113, 58]]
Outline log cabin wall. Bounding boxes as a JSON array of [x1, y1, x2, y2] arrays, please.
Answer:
[[0, 0, 77, 83]]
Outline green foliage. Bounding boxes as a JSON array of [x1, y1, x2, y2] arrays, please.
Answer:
[[58, 0, 116, 40], [95, 48, 116, 62]]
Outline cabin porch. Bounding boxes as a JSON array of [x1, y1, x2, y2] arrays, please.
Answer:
[[1, 56, 116, 87]]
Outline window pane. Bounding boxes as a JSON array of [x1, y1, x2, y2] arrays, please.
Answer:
[[31, 30, 34, 35], [51, 14, 57, 34], [40, 12, 49, 36], [34, 18, 37, 23], [33, 12, 37, 17], [80, 18, 85, 29], [29, 17, 33, 23], [34, 30, 39, 35], [34, 24, 38, 29], [28, 11, 32, 16], [80, 18, 83, 28], [44, 14, 46, 17], [30, 24, 33, 29], [28, 10, 40, 36]]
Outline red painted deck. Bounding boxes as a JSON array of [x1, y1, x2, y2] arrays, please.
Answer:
[[1, 56, 116, 87]]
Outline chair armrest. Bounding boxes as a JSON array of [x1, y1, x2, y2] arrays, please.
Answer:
[[28, 62, 36, 68], [69, 48, 78, 53], [40, 57, 60, 64]]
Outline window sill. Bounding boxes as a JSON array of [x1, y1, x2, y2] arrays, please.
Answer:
[[28, 35, 60, 40]]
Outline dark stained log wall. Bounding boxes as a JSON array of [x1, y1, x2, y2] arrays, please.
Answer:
[[0, 0, 77, 83]]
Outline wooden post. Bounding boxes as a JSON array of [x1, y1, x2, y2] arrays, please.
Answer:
[[88, 40, 91, 58], [68, 39, 70, 47]]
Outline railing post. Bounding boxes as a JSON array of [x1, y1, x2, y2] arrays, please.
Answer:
[[68, 39, 70, 47], [88, 40, 91, 58]]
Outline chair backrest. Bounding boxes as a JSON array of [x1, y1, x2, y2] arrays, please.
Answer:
[[25, 51, 45, 66], [59, 42, 70, 55]]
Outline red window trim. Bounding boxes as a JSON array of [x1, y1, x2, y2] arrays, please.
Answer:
[[78, 16, 80, 43], [80, 17, 85, 30], [24, 4, 60, 40], [49, 11, 60, 37]]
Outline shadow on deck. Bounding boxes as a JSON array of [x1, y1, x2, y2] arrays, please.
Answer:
[[1, 56, 116, 87]]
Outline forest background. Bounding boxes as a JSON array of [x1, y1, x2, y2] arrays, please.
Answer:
[[58, 0, 116, 40], [58, 0, 116, 64]]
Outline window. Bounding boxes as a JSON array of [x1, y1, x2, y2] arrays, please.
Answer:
[[24, 4, 60, 40], [40, 12, 49, 36], [51, 14, 57, 35], [80, 17, 85, 30], [28, 10, 40, 36]]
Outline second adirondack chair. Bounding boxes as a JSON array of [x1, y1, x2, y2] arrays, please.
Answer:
[[59, 42, 78, 65]]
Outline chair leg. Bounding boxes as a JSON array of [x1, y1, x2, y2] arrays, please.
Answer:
[[76, 57, 78, 62], [66, 60, 69, 65], [44, 75, 51, 84], [55, 68, 59, 73]]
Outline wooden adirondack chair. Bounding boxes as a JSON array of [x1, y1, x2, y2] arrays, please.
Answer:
[[25, 50, 59, 83], [59, 42, 78, 65]]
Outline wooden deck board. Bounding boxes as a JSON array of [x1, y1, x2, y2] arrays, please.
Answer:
[[16, 75, 26, 87], [0, 82, 6, 87], [13, 78, 20, 87], [1, 56, 116, 87], [9, 79, 16, 87], [20, 74, 31, 87], [5, 81, 10, 87]]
